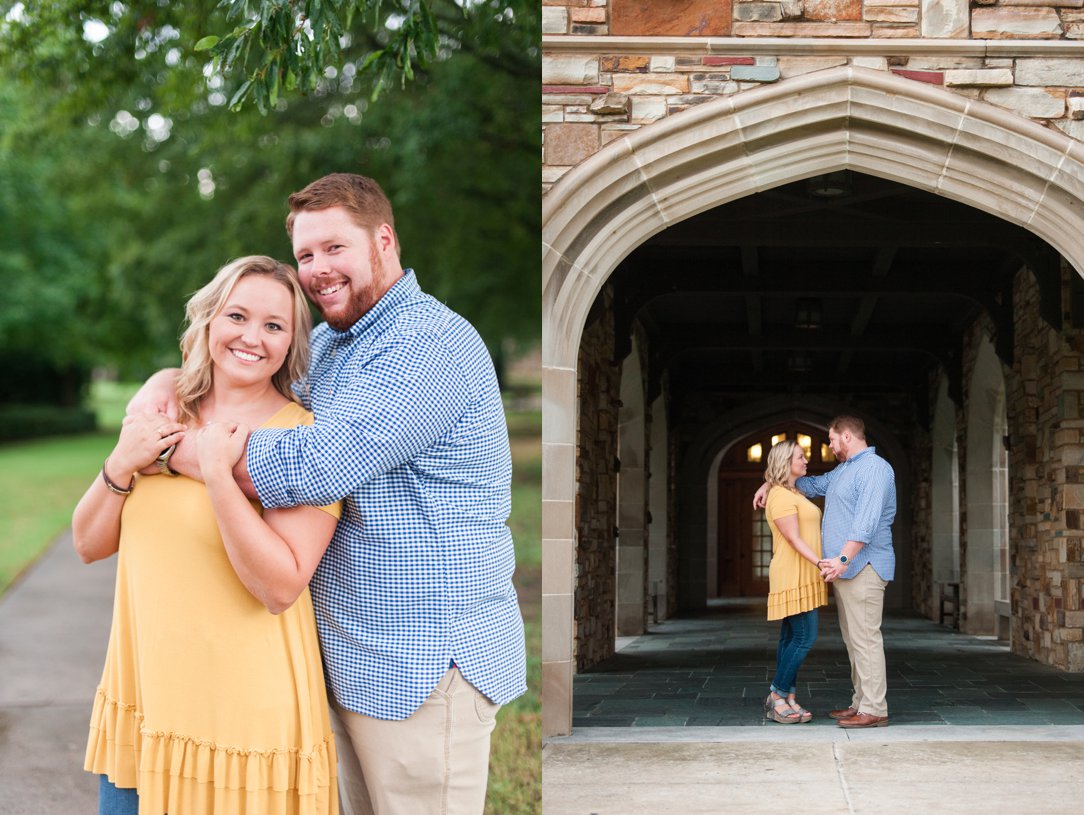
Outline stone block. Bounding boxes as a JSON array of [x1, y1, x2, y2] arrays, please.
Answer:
[[972, 8, 1063, 38], [1055, 119, 1084, 141], [778, 56, 849, 77], [804, 0, 863, 20], [543, 123, 600, 167], [1069, 95, 1084, 119], [781, 0, 803, 18], [890, 68, 944, 84], [1001, 0, 1083, 5], [630, 96, 667, 123], [611, 74, 690, 94], [733, 21, 872, 35], [921, 0, 969, 38], [543, 55, 600, 86], [542, 105, 564, 123], [735, 2, 783, 22], [570, 7, 606, 23], [589, 93, 631, 116], [1071, 643, 1084, 672], [1064, 483, 1084, 510], [866, 7, 919, 21], [731, 65, 782, 82], [944, 69, 1015, 87], [873, 24, 921, 36], [851, 56, 889, 70], [984, 86, 1065, 118], [690, 76, 740, 94], [542, 6, 569, 34], [601, 56, 650, 74], [611, 0, 732, 35], [650, 56, 677, 72]]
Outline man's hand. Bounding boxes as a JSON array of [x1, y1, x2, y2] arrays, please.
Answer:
[[752, 481, 770, 510], [819, 558, 846, 582], [127, 369, 181, 420]]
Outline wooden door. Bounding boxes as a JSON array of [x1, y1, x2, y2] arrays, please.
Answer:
[[717, 423, 833, 599]]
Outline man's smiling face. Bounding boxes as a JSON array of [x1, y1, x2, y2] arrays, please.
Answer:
[[292, 206, 401, 330]]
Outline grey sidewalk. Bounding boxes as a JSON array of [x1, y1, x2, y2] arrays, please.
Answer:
[[0, 532, 111, 814]]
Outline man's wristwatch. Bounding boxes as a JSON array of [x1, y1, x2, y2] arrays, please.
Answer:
[[839, 554, 849, 565], [156, 444, 178, 476]]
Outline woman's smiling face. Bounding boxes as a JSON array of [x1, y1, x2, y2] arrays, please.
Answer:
[[208, 274, 295, 387]]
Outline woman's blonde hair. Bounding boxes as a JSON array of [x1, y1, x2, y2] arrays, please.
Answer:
[[175, 256, 311, 423], [764, 439, 800, 489]]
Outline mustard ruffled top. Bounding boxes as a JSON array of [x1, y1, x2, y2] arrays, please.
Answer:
[[84, 402, 339, 815], [765, 486, 828, 621]]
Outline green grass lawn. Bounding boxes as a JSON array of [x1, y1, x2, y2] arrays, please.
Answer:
[[0, 386, 541, 813], [0, 431, 118, 589]]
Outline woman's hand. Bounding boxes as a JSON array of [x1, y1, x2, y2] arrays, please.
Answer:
[[196, 421, 252, 483], [109, 412, 186, 480]]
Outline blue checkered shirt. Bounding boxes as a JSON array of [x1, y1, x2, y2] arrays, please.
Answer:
[[796, 447, 896, 581], [246, 269, 526, 719]]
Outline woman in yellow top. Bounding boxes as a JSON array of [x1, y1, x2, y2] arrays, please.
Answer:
[[73, 257, 340, 815], [763, 440, 828, 724]]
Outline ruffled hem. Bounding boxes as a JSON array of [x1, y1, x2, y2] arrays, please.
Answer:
[[767, 583, 828, 621], [84, 688, 337, 815]]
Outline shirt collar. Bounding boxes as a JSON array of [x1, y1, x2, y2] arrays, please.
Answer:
[[843, 446, 875, 465], [327, 268, 419, 340]]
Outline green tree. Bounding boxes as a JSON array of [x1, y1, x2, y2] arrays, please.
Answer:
[[0, 0, 539, 380]]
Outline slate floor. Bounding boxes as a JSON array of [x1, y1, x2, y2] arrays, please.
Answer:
[[573, 601, 1084, 728]]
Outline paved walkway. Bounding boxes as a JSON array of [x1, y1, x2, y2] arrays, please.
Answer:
[[573, 602, 1084, 727], [0, 532, 111, 814], [543, 602, 1084, 813]]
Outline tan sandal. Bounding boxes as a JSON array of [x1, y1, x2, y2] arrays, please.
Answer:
[[787, 699, 813, 723], [765, 694, 802, 724]]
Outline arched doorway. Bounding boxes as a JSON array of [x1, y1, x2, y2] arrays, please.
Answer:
[[716, 422, 835, 598], [541, 66, 1084, 737]]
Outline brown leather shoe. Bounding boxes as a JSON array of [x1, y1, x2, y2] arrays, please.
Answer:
[[829, 707, 858, 720], [837, 712, 889, 728]]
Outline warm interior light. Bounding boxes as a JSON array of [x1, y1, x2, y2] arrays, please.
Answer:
[[747, 443, 763, 463], [797, 433, 812, 457]]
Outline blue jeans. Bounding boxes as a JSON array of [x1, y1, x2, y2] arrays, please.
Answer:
[[98, 775, 138, 815], [771, 608, 819, 696]]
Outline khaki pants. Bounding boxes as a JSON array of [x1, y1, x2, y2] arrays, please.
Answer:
[[329, 667, 500, 815], [833, 564, 889, 717]]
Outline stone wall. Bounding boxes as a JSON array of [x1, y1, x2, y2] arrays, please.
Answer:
[[575, 285, 620, 670], [542, 0, 1084, 192], [1010, 266, 1084, 670]]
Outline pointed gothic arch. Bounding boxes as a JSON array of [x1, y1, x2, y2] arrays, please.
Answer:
[[541, 65, 1084, 738]]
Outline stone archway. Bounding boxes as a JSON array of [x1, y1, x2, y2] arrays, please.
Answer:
[[541, 65, 1084, 737]]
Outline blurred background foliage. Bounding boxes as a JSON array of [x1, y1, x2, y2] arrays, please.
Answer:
[[0, 0, 539, 423]]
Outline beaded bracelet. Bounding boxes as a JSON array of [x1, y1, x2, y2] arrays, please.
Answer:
[[101, 460, 134, 496]]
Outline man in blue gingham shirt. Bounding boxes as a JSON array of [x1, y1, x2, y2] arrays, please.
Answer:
[[796, 414, 895, 729], [247, 175, 525, 813]]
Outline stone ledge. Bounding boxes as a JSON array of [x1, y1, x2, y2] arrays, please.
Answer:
[[542, 34, 1084, 57]]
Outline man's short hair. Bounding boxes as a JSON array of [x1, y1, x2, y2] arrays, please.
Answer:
[[285, 173, 400, 254], [829, 415, 866, 440]]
